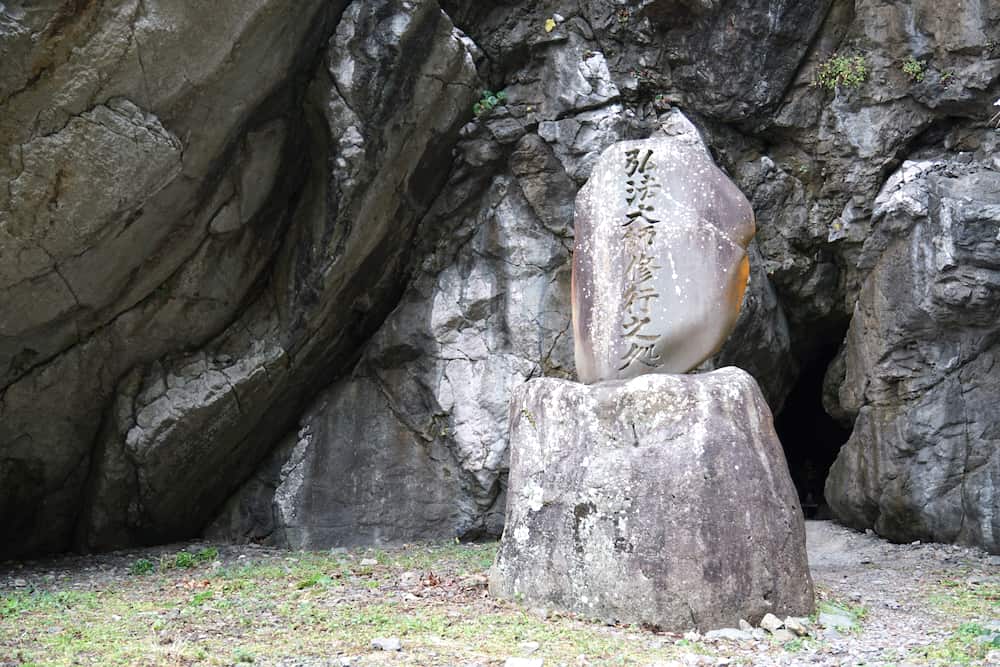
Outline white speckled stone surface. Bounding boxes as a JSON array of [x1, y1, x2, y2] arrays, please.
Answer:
[[490, 367, 814, 630], [572, 125, 755, 383]]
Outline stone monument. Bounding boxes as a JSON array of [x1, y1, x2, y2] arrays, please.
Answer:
[[572, 134, 755, 382], [490, 113, 814, 630]]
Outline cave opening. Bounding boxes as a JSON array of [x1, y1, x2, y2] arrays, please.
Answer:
[[775, 340, 853, 519]]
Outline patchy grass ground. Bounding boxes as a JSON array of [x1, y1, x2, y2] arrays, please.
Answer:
[[1, 522, 997, 666], [0, 540, 701, 666], [910, 577, 1000, 665]]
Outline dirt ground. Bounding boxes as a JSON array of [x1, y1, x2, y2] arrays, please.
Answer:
[[1, 521, 997, 666]]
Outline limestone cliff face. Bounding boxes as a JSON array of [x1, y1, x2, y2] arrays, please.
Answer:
[[826, 147, 1000, 550], [2, 0, 998, 557]]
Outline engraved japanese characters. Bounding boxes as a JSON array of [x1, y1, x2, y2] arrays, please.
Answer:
[[572, 137, 755, 383]]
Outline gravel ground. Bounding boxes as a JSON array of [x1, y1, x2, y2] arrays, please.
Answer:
[[0, 521, 997, 666], [750, 521, 1000, 666]]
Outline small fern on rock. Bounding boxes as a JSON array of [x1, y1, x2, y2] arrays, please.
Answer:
[[473, 89, 507, 117], [813, 54, 868, 90], [902, 57, 926, 82]]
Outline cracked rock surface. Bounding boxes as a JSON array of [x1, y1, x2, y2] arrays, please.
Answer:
[[1, 0, 477, 557], [1, 0, 344, 556], [2, 0, 1000, 556], [826, 134, 1000, 550]]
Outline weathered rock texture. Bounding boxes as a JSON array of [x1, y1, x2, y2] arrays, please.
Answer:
[[490, 368, 814, 630], [572, 133, 754, 382], [1, 0, 477, 557], [2, 0, 999, 556], [1, 0, 347, 556], [826, 137, 1000, 551]]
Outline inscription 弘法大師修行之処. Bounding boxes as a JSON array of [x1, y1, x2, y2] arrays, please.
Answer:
[[619, 148, 662, 371], [572, 130, 756, 383]]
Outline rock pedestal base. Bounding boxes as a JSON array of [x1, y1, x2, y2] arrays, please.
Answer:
[[489, 368, 814, 630]]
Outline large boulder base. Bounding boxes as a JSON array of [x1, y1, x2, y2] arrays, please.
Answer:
[[490, 368, 814, 630]]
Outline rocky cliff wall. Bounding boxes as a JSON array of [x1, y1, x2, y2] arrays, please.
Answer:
[[2, 0, 998, 557]]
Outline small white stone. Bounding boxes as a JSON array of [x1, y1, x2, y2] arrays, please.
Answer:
[[783, 616, 810, 636], [371, 637, 402, 651], [760, 613, 784, 633]]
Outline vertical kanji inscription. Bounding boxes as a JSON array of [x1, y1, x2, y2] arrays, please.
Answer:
[[619, 148, 662, 371]]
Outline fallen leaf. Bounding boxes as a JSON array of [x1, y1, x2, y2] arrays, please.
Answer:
[[544, 18, 556, 32]]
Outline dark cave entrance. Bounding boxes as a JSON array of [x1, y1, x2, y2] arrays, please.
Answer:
[[775, 341, 853, 519]]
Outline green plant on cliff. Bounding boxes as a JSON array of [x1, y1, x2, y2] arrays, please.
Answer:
[[813, 54, 868, 90], [902, 57, 926, 82], [473, 89, 507, 117]]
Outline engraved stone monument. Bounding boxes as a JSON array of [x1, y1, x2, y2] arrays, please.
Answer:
[[572, 136, 755, 382], [491, 113, 814, 630]]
